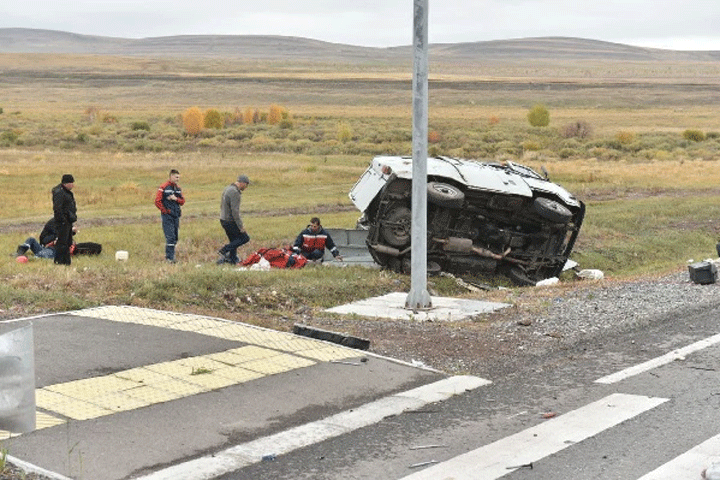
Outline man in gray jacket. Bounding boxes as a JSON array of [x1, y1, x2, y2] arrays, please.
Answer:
[[218, 175, 250, 264]]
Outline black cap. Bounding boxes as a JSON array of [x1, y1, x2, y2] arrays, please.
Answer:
[[61, 174, 75, 184]]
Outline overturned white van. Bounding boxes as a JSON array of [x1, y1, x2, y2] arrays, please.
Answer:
[[349, 155, 585, 285]]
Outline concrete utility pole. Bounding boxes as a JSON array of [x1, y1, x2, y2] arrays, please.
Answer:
[[405, 0, 432, 310]]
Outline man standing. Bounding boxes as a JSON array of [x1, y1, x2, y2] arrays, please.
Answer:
[[155, 169, 185, 263], [52, 174, 77, 265], [292, 217, 343, 262], [218, 175, 250, 265]]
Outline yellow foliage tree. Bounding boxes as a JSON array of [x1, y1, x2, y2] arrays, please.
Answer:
[[183, 107, 204, 135], [243, 107, 255, 124], [204, 108, 223, 129], [267, 104, 287, 125]]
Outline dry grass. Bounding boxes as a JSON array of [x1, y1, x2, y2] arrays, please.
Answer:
[[0, 46, 719, 323]]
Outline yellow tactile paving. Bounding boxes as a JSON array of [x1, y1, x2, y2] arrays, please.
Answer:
[[224, 345, 286, 363], [88, 392, 152, 412], [198, 323, 261, 340], [175, 356, 229, 372], [0, 411, 66, 438], [36, 389, 113, 421], [123, 385, 187, 404], [182, 372, 243, 390], [213, 366, 265, 383], [169, 317, 227, 333], [115, 367, 175, 385], [294, 345, 362, 362], [241, 353, 316, 375], [45, 375, 138, 398], [148, 378, 206, 397], [36, 411, 66, 429], [8, 306, 365, 436]]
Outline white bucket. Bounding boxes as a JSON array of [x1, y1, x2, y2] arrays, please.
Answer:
[[115, 250, 129, 261]]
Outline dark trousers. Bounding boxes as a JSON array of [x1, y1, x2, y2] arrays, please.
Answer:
[[161, 214, 180, 260], [220, 220, 250, 264], [301, 249, 325, 261], [54, 222, 73, 265]]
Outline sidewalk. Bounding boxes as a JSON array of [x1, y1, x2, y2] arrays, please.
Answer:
[[1, 306, 446, 480]]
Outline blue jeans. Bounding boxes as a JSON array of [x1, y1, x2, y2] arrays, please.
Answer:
[[162, 214, 180, 261], [219, 220, 250, 264], [23, 238, 55, 259]]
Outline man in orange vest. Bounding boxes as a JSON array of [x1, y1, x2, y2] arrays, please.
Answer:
[[292, 217, 343, 262]]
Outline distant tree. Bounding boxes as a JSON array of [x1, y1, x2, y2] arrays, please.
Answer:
[[182, 107, 204, 135], [527, 104, 550, 127], [243, 107, 254, 124], [561, 120, 592, 139], [204, 108, 223, 129], [683, 129, 705, 142], [268, 104, 288, 125]]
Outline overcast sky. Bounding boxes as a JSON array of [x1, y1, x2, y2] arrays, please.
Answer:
[[4, 0, 720, 50]]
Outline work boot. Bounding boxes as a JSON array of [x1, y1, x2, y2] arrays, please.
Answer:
[[15, 244, 29, 257]]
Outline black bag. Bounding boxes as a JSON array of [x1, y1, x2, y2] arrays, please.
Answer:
[[73, 242, 102, 255], [689, 261, 717, 285]]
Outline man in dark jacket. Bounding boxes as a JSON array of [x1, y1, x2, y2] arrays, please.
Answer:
[[154, 169, 185, 263], [292, 217, 343, 262], [52, 174, 77, 265]]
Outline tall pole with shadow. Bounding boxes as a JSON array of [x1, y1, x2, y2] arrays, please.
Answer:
[[405, 0, 432, 310]]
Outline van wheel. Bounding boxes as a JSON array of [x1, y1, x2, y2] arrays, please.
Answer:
[[428, 182, 464, 209], [533, 197, 572, 224], [380, 206, 411, 247]]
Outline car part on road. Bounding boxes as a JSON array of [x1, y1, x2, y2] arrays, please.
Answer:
[[349, 155, 585, 286]]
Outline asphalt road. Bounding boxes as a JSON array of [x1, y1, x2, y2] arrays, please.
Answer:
[[213, 297, 720, 480]]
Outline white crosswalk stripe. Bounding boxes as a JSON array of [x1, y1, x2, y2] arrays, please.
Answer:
[[636, 433, 720, 480], [398, 393, 668, 480], [595, 332, 720, 384]]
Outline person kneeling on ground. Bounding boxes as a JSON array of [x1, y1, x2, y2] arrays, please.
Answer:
[[15, 218, 101, 259], [292, 217, 343, 262], [15, 237, 56, 259]]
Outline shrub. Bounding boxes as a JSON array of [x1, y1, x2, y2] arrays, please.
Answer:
[[428, 130, 441, 143], [337, 123, 352, 143], [268, 104, 287, 125], [522, 140, 542, 151], [204, 109, 224, 130], [85, 106, 101, 122], [183, 107, 204, 135], [683, 129, 705, 142], [527, 104, 550, 127], [559, 148, 578, 158], [561, 120, 592, 139], [1, 130, 19, 143], [243, 108, 261, 124], [616, 131, 635, 144], [131, 121, 151, 131], [230, 107, 244, 125]]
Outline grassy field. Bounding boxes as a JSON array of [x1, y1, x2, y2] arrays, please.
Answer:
[[1, 48, 719, 328]]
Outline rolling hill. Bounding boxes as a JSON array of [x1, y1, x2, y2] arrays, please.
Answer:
[[1, 28, 718, 63]]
